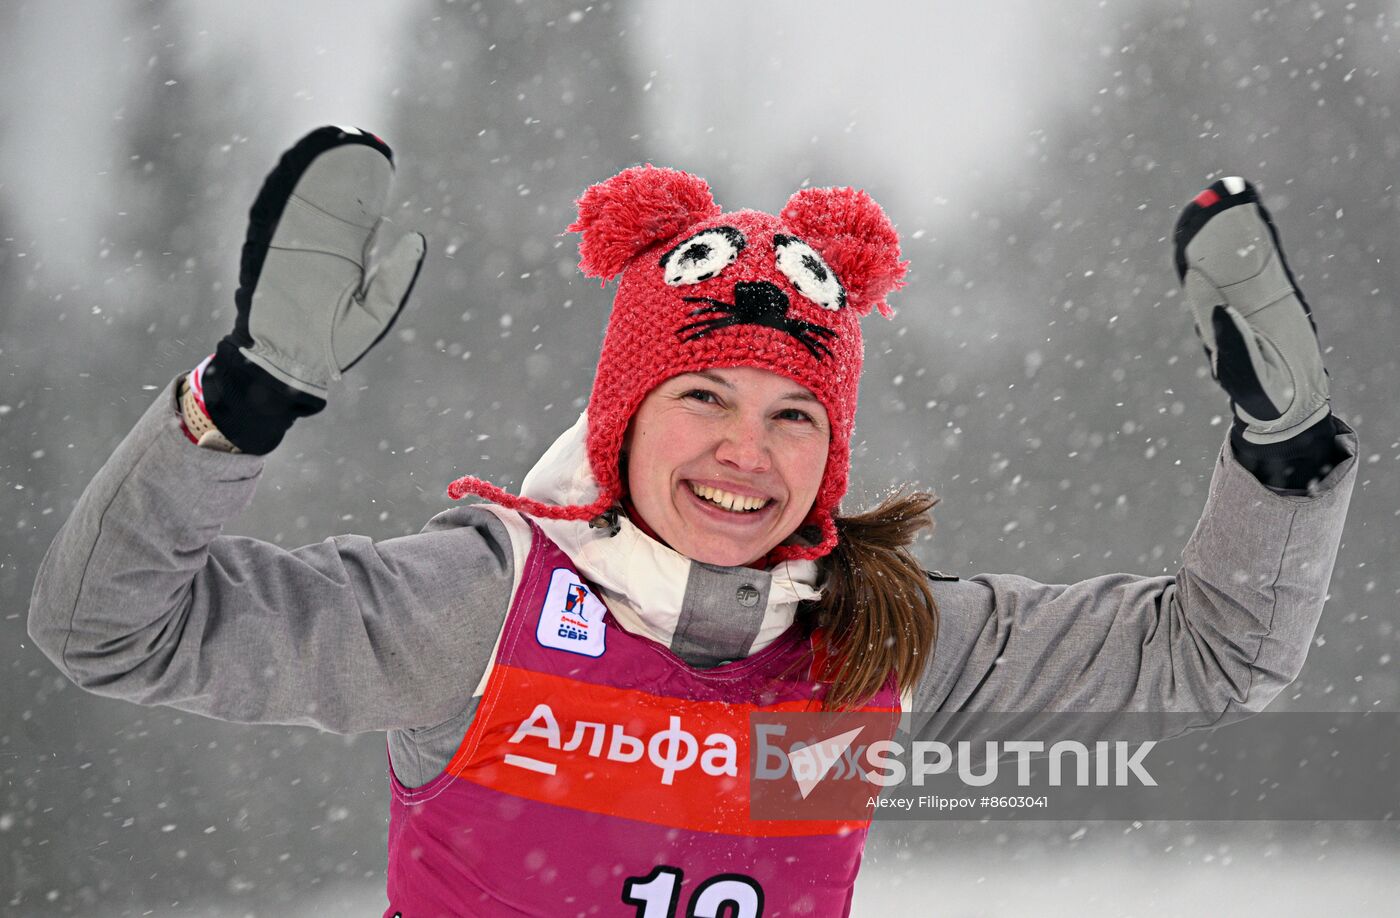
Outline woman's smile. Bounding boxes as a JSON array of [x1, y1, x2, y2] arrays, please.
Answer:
[[680, 478, 778, 524], [685, 480, 772, 513]]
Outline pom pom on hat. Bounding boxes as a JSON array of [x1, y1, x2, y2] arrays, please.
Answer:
[[569, 165, 722, 281], [780, 186, 908, 318]]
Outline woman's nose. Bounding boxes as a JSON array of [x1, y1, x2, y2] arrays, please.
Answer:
[[714, 418, 771, 472]]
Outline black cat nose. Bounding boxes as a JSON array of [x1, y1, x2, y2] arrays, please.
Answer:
[[732, 280, 789, 317]]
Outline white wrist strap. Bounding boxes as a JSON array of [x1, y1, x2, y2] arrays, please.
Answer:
[[181, 356, 239, 453]]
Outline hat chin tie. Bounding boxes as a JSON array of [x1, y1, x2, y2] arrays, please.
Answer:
[[445, 473, 617, 525]]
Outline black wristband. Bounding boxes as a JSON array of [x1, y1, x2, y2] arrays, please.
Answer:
[[201, 338, 326, 455], [1229, 413, 1346, 493]]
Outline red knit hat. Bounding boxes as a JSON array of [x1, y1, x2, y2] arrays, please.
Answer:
[[448, 165, 907, 562]]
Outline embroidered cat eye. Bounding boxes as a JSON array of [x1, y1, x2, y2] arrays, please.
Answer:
[[659, 226, 746, 286]]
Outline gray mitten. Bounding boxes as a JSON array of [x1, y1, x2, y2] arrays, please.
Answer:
[[200, 126, 425, 454], [1173, 176, 1330, 445]]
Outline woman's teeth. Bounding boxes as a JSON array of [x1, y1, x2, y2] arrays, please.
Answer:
[[689, 482, 769, 512]]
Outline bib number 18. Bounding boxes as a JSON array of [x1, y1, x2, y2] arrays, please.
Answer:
[[623, 866, 765, 918]]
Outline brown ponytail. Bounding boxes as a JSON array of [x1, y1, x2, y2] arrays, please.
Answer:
[[802, 490, 940, 708]]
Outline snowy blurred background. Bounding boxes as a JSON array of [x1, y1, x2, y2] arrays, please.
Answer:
[[2, 0, 1398, 914]]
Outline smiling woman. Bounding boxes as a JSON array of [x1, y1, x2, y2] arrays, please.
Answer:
[[441, 164, 941, 720], [27, 130, 1358, 918]]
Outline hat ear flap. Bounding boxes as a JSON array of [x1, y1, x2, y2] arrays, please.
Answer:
[[568, 165, 722, 281], [780, 186, 908, 317]]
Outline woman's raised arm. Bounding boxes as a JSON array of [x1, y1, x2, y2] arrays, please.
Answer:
[[915, 178, 1358, 723], [28, 127, 515, 734]]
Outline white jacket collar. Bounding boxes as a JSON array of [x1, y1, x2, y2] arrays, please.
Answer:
[[519, 413, 822, 658]]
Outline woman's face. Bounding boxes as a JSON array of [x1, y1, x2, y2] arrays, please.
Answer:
[[624, 366, 831, 568]]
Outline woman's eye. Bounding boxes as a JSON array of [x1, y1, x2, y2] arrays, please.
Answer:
[[773, 234, 846, 311], [777, 408, 814, 423], [659, 227, 746, 286], [684, 389, 720, 404]]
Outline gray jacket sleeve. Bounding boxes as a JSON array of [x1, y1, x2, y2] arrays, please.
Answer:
[[914, 419, 1358, 718], [27, 378, 515, 734]]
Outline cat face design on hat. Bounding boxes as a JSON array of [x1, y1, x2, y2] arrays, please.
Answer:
[[572, 165, 908, 562], [654, 212, 851, 359]]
